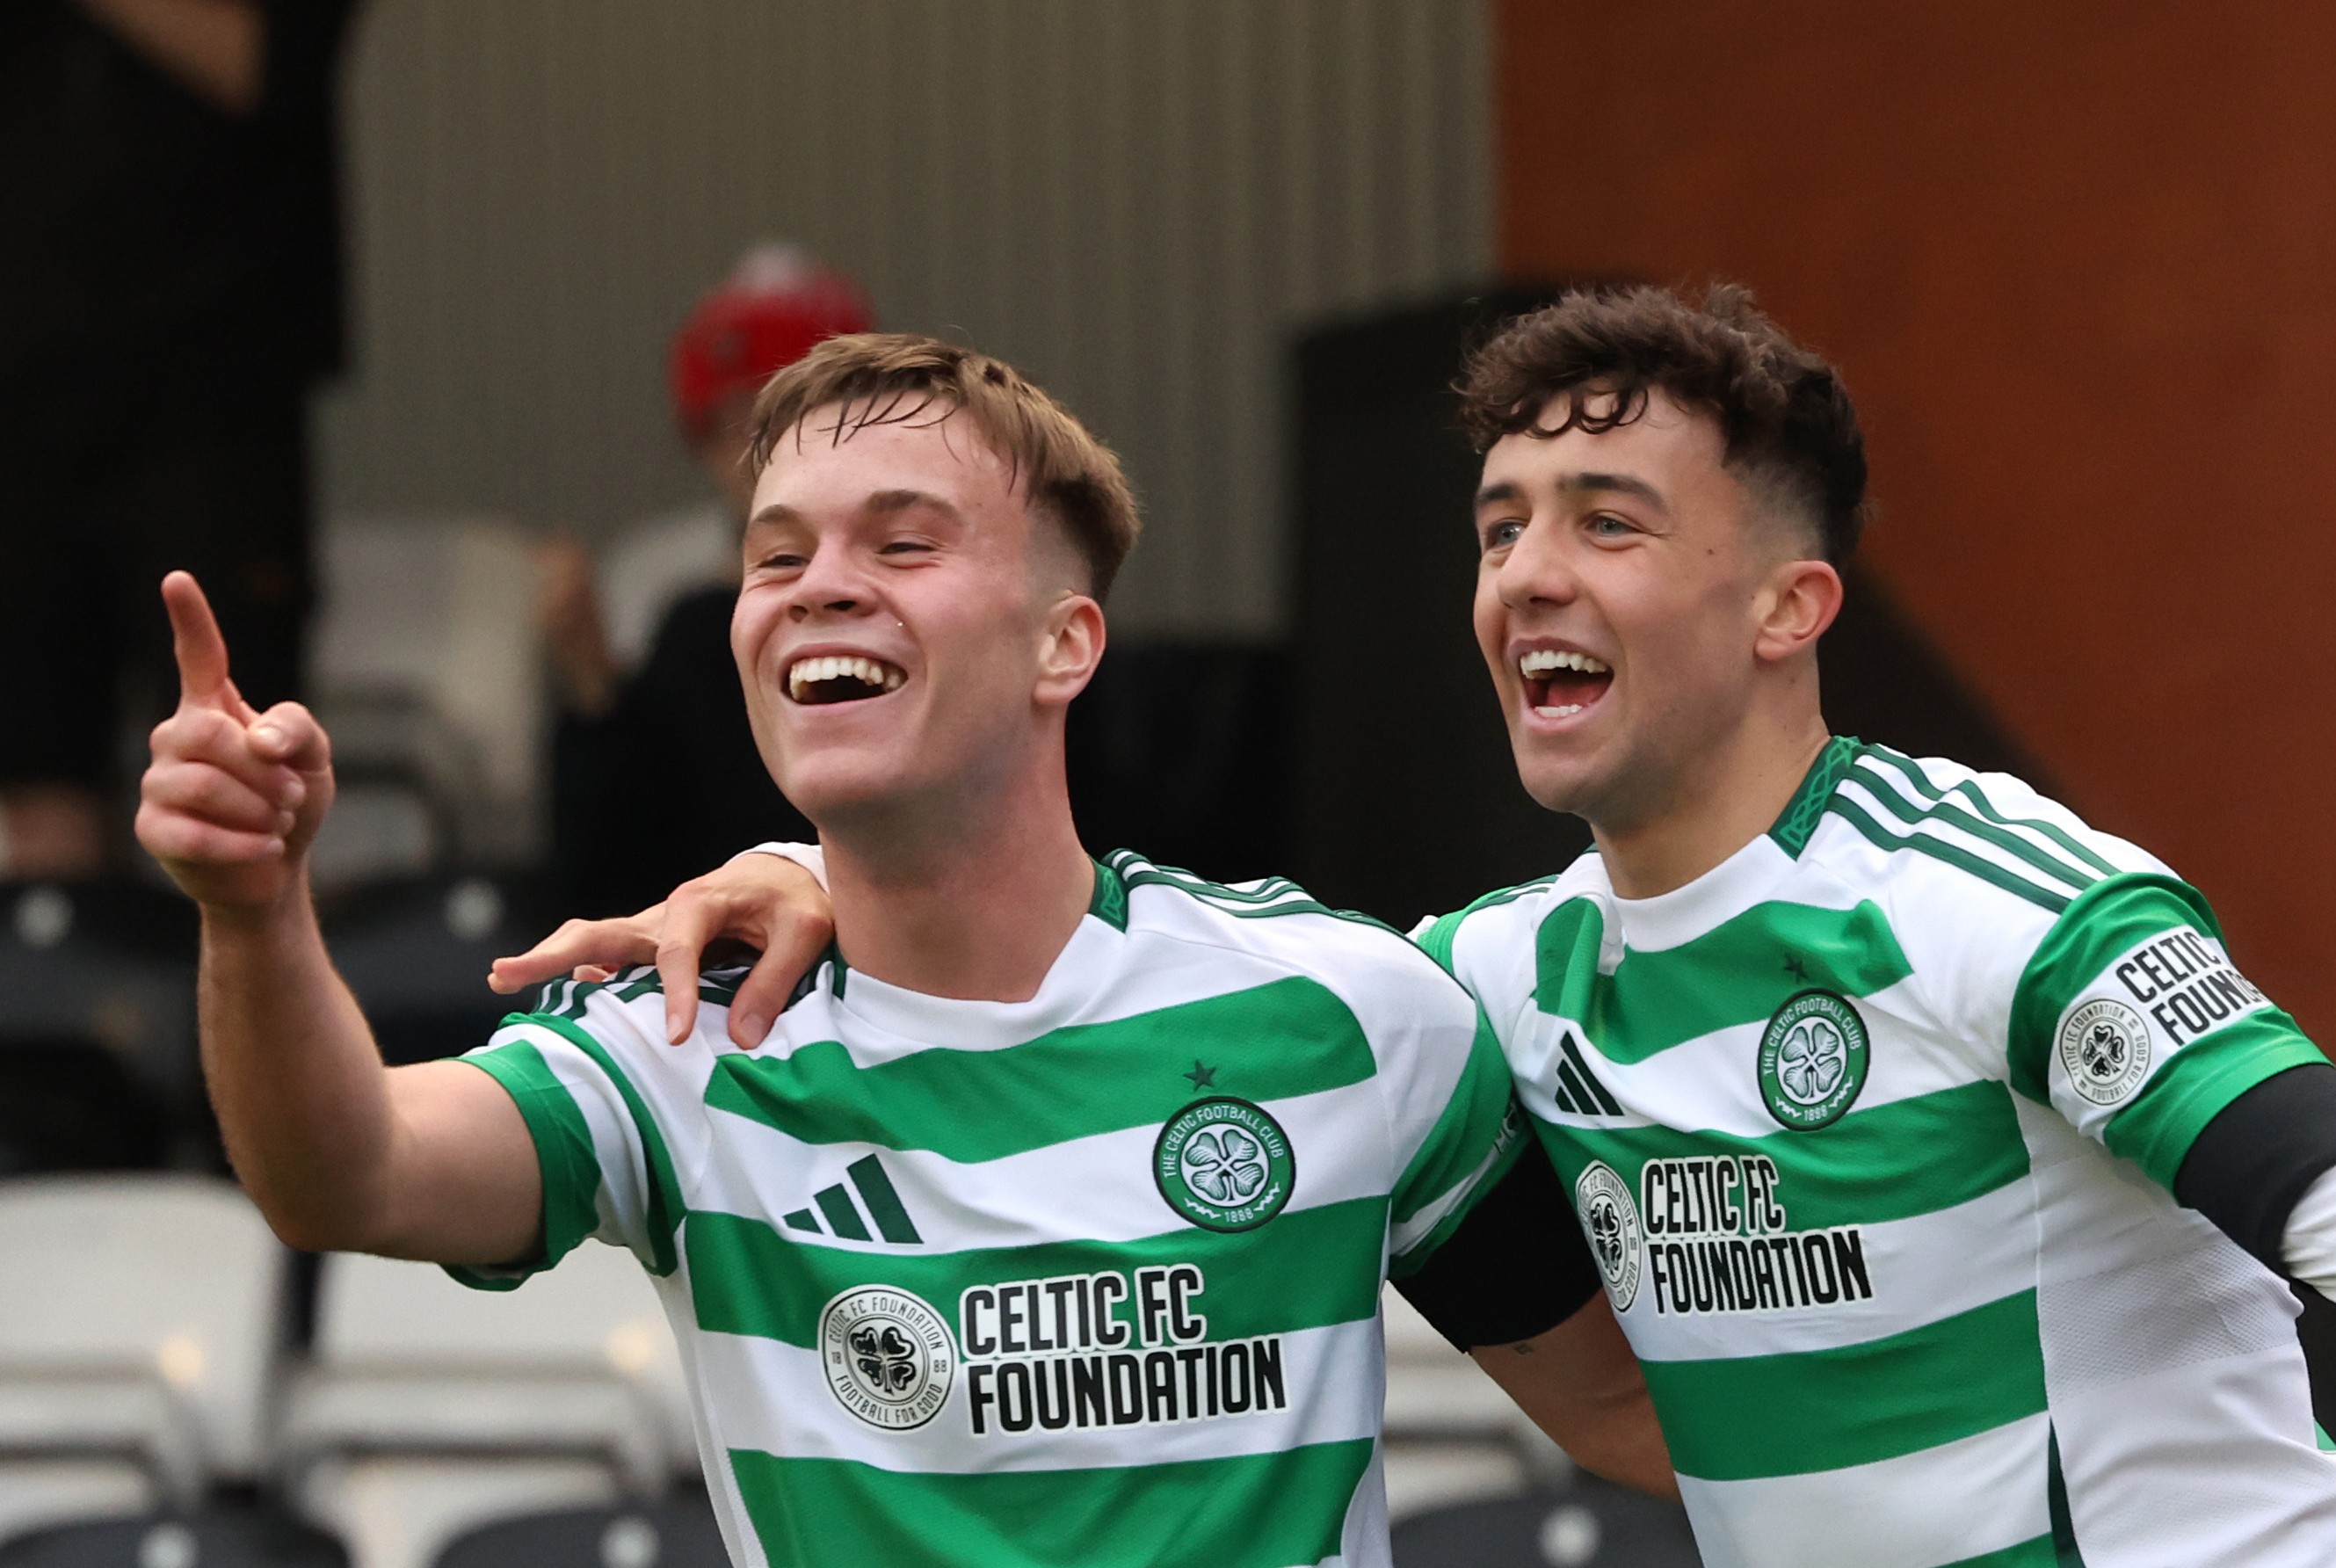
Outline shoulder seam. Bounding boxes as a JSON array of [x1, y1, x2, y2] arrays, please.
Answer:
[[1854, 747, 2115, 884], [1109, 853, 1405, 938], [1819, 787, 2074, 914]]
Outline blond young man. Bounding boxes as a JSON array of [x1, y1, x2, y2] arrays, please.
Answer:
[[141, 335, 1665, 1568]]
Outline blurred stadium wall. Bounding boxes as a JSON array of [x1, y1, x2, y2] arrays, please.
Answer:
[[316, 0, 1493, 640], [1497, 1, 2336, 1038]]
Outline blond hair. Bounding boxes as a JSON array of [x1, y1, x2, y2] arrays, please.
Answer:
[[747, 332, 1142, 601]]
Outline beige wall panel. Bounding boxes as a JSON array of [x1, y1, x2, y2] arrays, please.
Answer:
[[319, 0, 1490, 635]]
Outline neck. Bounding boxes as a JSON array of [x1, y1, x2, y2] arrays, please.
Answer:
[[818, 761, 1095, 1004], [1592, 676, 1832, 900]]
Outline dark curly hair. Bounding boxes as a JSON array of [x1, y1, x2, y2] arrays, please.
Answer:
[[1458, 283, 1868, 562]]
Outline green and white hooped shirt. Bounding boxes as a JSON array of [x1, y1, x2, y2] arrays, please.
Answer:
[[454, 853, 1522, 1568], [1419, 737, 2336, 1568]]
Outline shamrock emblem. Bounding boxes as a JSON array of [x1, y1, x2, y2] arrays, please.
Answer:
[[1779, 1020, 1846, 1104], [1180, 1126, 1268, 1205], [849, 1324, 920, 1397], [1586, 1195, 1626, 1273], [2080, 1021, 2128, 1081]]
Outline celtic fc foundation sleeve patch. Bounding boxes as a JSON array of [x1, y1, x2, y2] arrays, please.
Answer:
[[2009, 873, 2326, 1188], [1573, 1160, 1643, 1310]]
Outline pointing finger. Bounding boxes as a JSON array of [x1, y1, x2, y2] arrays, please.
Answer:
[[162, 571, 246, 715]]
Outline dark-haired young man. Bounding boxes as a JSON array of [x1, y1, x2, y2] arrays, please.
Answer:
[[142, 332, 1667, 1568], [523, 288, 2336, 1564]]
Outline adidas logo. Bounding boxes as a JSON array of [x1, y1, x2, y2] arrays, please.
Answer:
[[783, 1154, 923, 1245], [1549, 1030, 1624, 1120]]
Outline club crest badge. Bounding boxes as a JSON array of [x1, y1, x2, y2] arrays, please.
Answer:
[[1759, 990, 1870, 1130], [1154, 1097, 1295, 1232], [2058, 998, 2151, 1106], [818, 1286, 954, 1429], [1573, 1160, 1643, 1310]]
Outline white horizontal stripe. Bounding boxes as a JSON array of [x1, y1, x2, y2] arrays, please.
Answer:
[[1510, 976, 1997, 1144], [1603, 835, 1810, 954], [693, 1314, 1385, 1475], [1679, 1412, 2050, 1568], [1621, 1174, 2038, 1362], [692, 1076, 1397, 1255]]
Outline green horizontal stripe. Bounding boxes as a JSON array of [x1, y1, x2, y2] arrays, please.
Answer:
[[686, 1194, 1390, 1349], [2006, 874, 2226, 1102], [1942, 1535, 2060, 1568], [446, 1040, 601, 1289], [1539, 1079, 2030, 1232], [2105, 1027, 2326, 1190], [729, 1438, 1375, 1568], [1535, 897, 1914, 1065], [703, 976, 1376, 1163], [1643, 1289, 2046, 1481]]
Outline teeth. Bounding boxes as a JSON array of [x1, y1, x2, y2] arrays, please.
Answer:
[[787, 655, 905, 700], [1520, 649, 1611, 678], [1534, 704, 1585, 718]]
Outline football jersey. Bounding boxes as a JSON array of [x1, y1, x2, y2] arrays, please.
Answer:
[[454, 853, 1522, 1568], [1418, 737, 2336, 1568]]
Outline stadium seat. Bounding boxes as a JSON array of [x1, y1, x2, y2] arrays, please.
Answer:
[[283, 1247, 693, 1568], [429, 1496, 725, 1568], [0, 1176, 287, 1543], [0, 881, 201, 1174], [1389, 1479, 1702, 1567], [0, 1507, 346, 1568], [319, 875, 548, 1067], [310, 517, 547, 879]]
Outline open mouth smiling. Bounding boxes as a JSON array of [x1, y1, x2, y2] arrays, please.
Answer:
[[785, 654, 907, 706], [1519, 648, 1612, 719]]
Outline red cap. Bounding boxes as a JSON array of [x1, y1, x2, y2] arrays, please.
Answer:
[[669, 245, 874, 441]]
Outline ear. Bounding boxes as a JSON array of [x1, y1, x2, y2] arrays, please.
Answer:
[[1034, 592, 1107, 708], [1752, 558, 1843, 666]]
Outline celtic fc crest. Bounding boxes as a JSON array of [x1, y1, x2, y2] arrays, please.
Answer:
[[1758, 989, 1870, 1130], [1154, 1098, 1295, 1231]]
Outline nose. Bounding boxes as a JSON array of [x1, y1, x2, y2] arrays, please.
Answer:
[[787, 545, 874, 621], [1497, 512, 1579, 612]]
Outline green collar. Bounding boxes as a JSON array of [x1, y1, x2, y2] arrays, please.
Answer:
[[1767, 735, 1861, 859]]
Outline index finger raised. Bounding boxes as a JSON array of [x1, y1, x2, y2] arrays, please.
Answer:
[[161, 571, 243, 713]]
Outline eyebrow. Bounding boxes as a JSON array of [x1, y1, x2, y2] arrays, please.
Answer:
[[745, 489, 960, 529], [1474, 471, 1667, 512]]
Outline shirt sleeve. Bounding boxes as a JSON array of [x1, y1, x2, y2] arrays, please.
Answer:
[[445, 984, 692, 1291], [1383, 992, 1531, 1276], [2006, 871, 2326, 1191]]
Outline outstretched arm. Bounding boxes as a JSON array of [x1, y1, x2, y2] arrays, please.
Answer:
[[138, 571, 538, 1264]]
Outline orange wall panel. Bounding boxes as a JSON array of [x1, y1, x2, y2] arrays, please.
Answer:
[[1496, 1, 2336, 1033]]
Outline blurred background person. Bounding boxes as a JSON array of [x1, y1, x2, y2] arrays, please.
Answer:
[[536, 243, 868, 915], [0, 0, 360, 879]]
